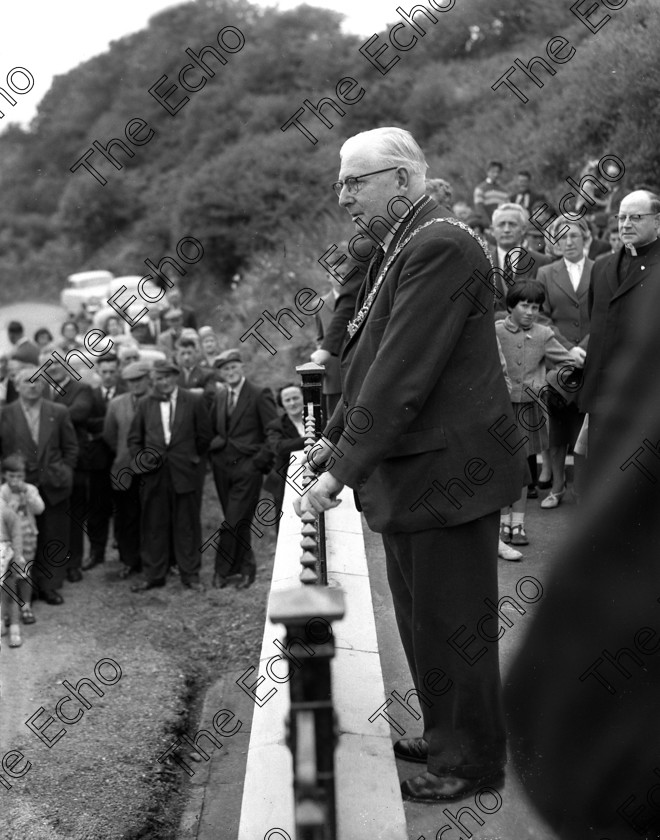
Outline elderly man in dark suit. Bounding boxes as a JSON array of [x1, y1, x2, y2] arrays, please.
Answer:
[[0, 366, 78, 604], [127, 358, 212, 591], [581, 189, 660, 451], [49, 362, 94, 583], [103, 361, 151, 579], [208, 350, 278, 589], [300, 127, 526, 802], [490, 202, 554, 319], [83, 353, 126, 570]]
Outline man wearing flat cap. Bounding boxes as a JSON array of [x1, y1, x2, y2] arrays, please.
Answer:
[[103, 361, 151, 579], [209, 349, 278, 589], [127, 358, 212, 591]]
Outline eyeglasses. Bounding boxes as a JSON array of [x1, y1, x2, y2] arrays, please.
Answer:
[[332, 167, 398, 196], [615, 213, 658, 223]]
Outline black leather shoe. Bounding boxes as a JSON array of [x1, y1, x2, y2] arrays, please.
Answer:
[[212, 574, 229, 589], [40, 590, 64, 605], [82, 556, 104, 571], [130, 579, 166, 592], [236, 573, 255, 590], [183, 580, 204, 591], [67, 569, 83, 583], [527, 485, 538, 499], [401, 769, 505, 803], [394, 737, 428, 763], [537, 476, 553, 489]]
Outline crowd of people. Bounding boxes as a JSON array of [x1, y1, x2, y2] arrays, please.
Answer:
[[1, 126, 657, 831], [0, 283, 329, 649], [0, 158, 644, 651]]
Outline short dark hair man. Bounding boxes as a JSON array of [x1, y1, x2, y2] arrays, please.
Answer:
[[208, 350, 278, 589], [83, 354, 126, 570], [299, 127, 525, 802]]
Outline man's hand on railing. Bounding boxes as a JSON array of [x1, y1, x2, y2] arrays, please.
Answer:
[[294, 472, 344, 516]]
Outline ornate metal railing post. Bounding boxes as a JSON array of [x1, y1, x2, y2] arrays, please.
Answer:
[[269, 587, 345, 840], [296, 362, 327, 585]]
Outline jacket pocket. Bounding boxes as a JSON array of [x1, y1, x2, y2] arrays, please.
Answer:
[[385, 426, 447, 458]]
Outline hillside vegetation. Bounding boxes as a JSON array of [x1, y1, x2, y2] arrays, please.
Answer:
[[1, 0, 658, 371]]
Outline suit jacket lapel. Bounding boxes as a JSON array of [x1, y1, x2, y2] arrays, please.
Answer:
[[553, 261, 578, 302], [170, 391, 185, 440], [229, 382, 250, 429], [614, 247, 660, 299], [576, 260, 592, 298], [346, 197, 438, 349]]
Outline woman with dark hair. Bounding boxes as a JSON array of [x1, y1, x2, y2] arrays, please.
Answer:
[[264, 383, 306, 527], [58, 320, 83, 352], [34, 328, 53, 348]]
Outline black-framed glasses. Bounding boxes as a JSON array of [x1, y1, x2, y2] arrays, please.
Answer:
[[332, 166, 398, 196], [615, 213, 658, 223]]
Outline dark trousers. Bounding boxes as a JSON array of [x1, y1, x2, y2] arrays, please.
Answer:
[[87, 468, 114, 559], [65, 469, 89, 571], [113, 477, 141, 571], [382, 511, 506, 778], [139, 466, 201, 584], [210, 453, 262, 579], [34, 499, 71, 593]]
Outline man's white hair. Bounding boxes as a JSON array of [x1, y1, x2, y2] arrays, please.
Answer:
[[492, 202, 528, 228], [340, 127, 428, 180]]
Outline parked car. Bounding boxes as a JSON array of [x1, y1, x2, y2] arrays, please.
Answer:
[[60, 270, 114, 314], [105, 275, 164, 323]]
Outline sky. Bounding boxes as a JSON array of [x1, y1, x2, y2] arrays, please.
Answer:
[[0, 0, 393, 129]]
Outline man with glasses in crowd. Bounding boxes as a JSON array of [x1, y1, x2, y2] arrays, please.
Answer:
[[298, 126, 525, 802], [580, 189, 660, 452]]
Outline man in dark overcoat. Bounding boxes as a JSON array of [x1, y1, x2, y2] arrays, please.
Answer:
[[300, 127, 526, 802]]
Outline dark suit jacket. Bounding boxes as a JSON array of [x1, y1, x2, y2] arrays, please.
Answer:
[[315, 292, 342, 395], [507, 242, 660, 839], [87, 383, 127, 470], [588, 238, 611, 260], [319, 263, 367, 357], [536, 258, 593, 349], [580, 240, 660, 415], [177, 365, 214, 391], [265, 413, 305, 476], [51, 379, 94, 469], [209, 380, 278, 471], [326, 198, 526, 534], [127, 389, 212, 494], [489, 244, 555, 318], [0, 399, 78, 505]]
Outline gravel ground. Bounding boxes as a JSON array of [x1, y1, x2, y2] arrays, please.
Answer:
[[1, 471, 276, 839]]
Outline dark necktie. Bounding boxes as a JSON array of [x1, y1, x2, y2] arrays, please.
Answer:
[[227, 388, 237, 417], [503, 251, 515, 294]]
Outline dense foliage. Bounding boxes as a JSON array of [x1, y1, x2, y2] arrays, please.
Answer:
[[0, 0, 658, 309]]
